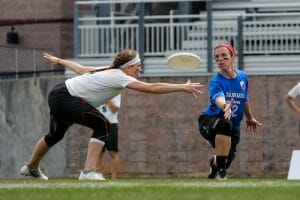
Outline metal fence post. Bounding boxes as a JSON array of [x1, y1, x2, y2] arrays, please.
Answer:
[[206, 0, 213, 73], [170, 10, 174, 51], [96, 2, 110, 54], [138, 1, 145, 72], [237, 15, 244, 70], [111, 12, 115, 54]]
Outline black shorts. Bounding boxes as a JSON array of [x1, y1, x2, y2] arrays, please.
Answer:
[[45, 82, 110, 146], [198, 115, 240, 148], [104, 123, 118, 152]]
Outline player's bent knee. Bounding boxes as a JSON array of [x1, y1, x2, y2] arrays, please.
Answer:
[[91, 130, 109, 142], [90, 137, 105, 146], [44, 133, 64, 147], [215, 119, 232, 136]]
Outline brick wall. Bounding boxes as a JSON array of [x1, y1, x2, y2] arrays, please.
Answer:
[[0, 0, 73, 20], [65, 75, 300, 178], [1, 75, 299, 179], [0, 0, 73, 58]]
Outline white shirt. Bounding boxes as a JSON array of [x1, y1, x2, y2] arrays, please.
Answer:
[[65, 69, 136, 107], [98, 94, 121, 124], [288, 83, 300, 98]]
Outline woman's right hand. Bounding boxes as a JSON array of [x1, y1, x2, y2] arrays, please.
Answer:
[[184, 79, 205, 99], [43, 52, 60, 64], [223, 98, 234, 120]]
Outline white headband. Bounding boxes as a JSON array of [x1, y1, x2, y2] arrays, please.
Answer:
[[120, 54, 141, 68]]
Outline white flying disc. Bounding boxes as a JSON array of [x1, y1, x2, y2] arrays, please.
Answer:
[[167, 52, 202, 70]]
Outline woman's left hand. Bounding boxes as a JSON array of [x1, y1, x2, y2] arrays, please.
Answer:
[[246, 117, 262, 133]]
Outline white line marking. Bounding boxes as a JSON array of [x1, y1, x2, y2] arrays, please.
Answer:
[[0, 180, 300, 189]]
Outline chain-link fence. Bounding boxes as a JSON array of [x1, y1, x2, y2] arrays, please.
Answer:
[[0, 19, 73, 79], [0, 46, 64, 79]]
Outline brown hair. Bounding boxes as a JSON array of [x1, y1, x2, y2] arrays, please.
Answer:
[[92, 49, 137, 73], [111, 49, 137, 68]]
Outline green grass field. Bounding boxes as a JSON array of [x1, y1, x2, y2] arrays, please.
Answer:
[[0, 178, 299, 200]]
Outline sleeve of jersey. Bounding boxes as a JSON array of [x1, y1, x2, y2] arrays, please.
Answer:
[[288, 82, 300, 98], [116, 74, 137, 88], [210, 79, 224, 103]]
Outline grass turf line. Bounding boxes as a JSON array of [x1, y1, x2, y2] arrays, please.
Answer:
[[0, 178, 299, 200]]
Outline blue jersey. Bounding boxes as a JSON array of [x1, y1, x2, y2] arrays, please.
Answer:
[[202, 70, 248, 130]]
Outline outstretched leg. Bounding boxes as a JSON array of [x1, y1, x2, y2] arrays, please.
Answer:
[[20, 137, 50, 180], [215, 134, 231, 180], [26, 137, 50, 168]]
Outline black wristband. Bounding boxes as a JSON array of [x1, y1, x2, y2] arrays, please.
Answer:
[[222, 103, 227, 111]]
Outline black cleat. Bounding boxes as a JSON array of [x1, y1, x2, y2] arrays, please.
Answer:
[[208, 155, 218, 179]]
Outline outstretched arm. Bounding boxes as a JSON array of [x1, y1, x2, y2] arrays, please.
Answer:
[[43, 52, 99, 75], [244, 101, 262, 133], [284, 95, 300, 114], [126, 79, 204, 99], [215, 97, 234, 120]]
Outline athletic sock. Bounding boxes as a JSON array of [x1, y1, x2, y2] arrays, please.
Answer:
[[216, 155, 227, 171]]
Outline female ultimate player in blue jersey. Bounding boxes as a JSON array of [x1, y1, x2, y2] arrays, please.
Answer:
[[198, 43, 262, 180]]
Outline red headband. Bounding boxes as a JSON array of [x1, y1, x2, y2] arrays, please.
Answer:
[[214, 44, 236, 56]]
